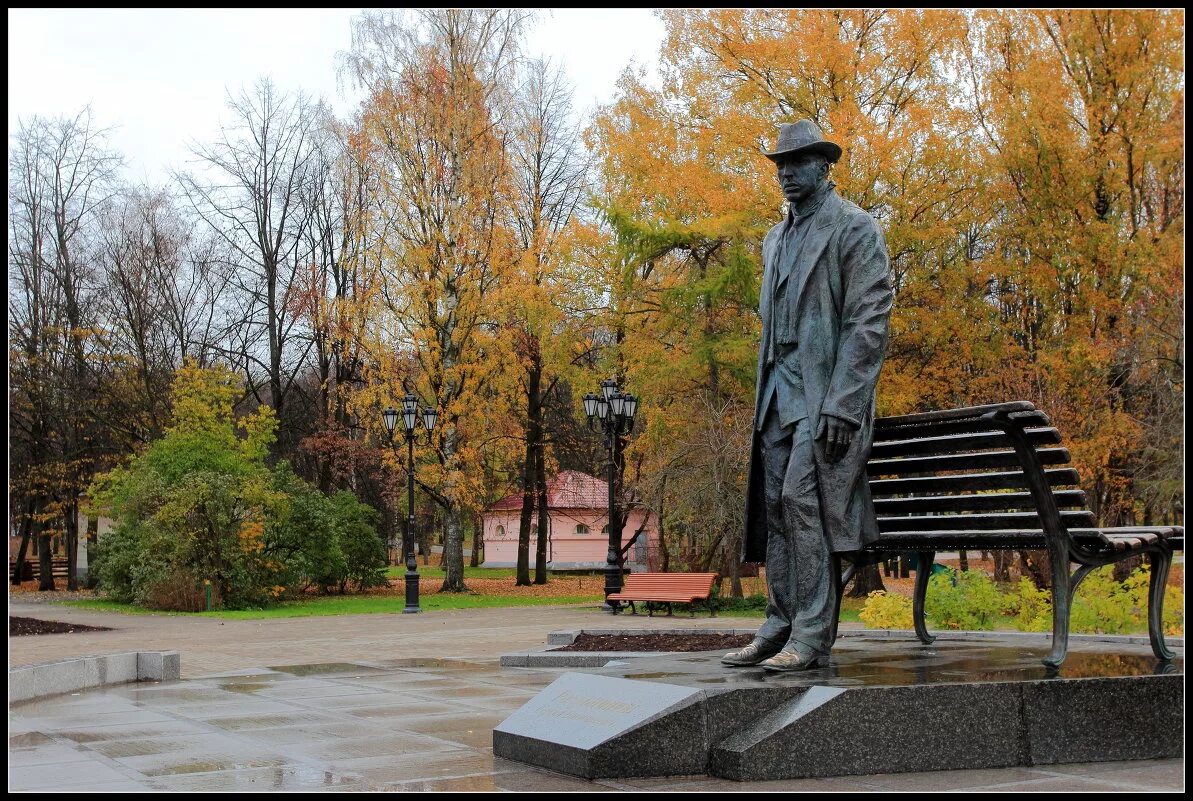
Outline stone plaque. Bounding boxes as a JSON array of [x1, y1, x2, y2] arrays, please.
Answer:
[[493, 672, 706, 777]]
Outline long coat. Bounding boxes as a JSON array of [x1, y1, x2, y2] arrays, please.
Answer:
[[743, 188, 894, 561]]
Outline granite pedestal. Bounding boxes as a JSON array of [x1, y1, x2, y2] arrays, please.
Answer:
[[493, 635, 1183, 781]]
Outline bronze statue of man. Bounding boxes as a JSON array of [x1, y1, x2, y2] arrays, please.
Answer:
[[723, 120, 894, 671]]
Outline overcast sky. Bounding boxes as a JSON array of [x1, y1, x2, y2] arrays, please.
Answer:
[[7, 9, 666, 185]]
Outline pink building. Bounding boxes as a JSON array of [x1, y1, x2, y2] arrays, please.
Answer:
[[482, 470, 659, 571]]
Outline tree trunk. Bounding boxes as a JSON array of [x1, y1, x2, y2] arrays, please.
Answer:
[[65, 499, 79, 591], [846, 563, 884, 598], [723, 539, 743, 598], [1017, 550, 1050, 590], [1112, 555, 1142, 583], [12, 497, 34, 585], [993, 550, 1013, 582], [37, 515, 55, 591], [470, 513, 481, 568], [656, 475, 668, 572], [420, 510, 432, 566], [438, 422, 467, 592], [516, 435, 534, 586], [534, 443, 550, 584], [439, 505, 467, 591]]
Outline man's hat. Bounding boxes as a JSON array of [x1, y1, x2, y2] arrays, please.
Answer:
[[763, 119, 842, 164]]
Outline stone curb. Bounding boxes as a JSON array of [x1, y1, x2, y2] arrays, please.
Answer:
[[501, 651, 676, 667], [502, 628, 1183, 667], [8, 651, 181, 704]]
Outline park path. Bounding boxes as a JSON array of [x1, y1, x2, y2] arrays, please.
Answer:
[[7, 600, 764, 677]]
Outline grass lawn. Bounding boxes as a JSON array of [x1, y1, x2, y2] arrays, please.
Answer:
[[66, 592, 603, 619], [63, 594, 848, 621], [384, 565, 573, 580]]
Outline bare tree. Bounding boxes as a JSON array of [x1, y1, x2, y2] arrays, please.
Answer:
[[92, 186, 226, 444], [9, 109, 122, 589], [178, 78, 320, 452], [508, 57, 589, 585]]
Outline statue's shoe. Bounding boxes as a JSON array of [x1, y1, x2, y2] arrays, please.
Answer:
[[759, 649, 829, 672], [721, 639, 783, 666]]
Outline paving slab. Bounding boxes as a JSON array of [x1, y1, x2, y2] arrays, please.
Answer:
[[6, 602, 1185, 792]]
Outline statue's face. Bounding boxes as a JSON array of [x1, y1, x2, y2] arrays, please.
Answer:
[[776, 152, 828, 206]]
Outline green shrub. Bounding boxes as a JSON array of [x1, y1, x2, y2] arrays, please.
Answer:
[[89, 363, 385, 610], [924, 570, 1007, 630], [712, 593, 769, 613], [1008, 577, 1052, 632], [1004, 565, 1183, 637], [859, 590, 914, 630], [332, 491, 387, 592]]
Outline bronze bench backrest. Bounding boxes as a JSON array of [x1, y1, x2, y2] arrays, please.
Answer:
[[866, 401, 1094, 551]]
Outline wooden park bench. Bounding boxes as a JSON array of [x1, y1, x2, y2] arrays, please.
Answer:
[[10, 557, 71, 583], [608, 572, 718, 617], [829, 401, 1183, 668]]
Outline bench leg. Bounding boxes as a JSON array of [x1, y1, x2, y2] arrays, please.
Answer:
[[1067, 563, 1098, 607], [628, 601, 637, 616], [913, 551, 936, 645], [666, 602, 674, 617], [1147, 547, 1175, 661], [1044, 544, 1072, 669]]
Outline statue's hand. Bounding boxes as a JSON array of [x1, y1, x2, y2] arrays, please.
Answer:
[[816, 414, 859, 462]]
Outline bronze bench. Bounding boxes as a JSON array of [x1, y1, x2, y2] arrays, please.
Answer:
[[830, 401, 1182, 668]]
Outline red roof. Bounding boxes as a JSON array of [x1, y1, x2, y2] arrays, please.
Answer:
[[486, 470, 608, 511]]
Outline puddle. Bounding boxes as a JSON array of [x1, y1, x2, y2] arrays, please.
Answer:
[[201, 712, 335, 731], [9, 732, 54, 747], [269, 663, 389, 676], [214, 682, 271, 694], [55, 727, 189, 743], [143, 756, 285, 777], [383, 658, 490, 671]]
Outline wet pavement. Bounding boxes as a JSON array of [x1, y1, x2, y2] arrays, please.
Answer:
[[9, 653, 1184, 792], [593, 634, 1184, 688]]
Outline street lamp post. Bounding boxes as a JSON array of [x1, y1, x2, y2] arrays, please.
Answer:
[[382, 395, 438, 614], [584, 379, 639, 612]]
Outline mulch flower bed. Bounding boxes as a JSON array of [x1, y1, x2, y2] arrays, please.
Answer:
[[10, 616, 112, 636], [554, 632, 753, 652]]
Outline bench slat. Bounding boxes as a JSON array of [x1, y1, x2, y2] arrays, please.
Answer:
[[869, 468, 1080, 496], [867, 448, 1070, 477], [873, 490, 1088, 514], [877, 510, 1097, 532], [875, 401, 1035, 429], [870, 428, 1061, 460], [873, 528, 1183, 552], [873, 411, 1053, 443]]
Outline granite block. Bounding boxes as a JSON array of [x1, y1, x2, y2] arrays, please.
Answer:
[[710, 682, 1026, 781], [138, 651, 163, 680], [9, 667, 37, 703], [10, 651, 178, 705], [1024, 675, 1183, 765], [33, 659, 85, 699]]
